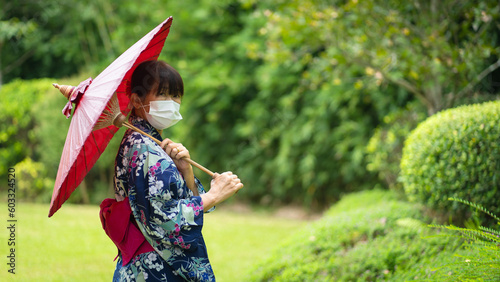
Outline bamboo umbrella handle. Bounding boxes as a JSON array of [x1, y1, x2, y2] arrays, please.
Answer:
[[183, 158, 215, 178], [122, 122, 215, 177]]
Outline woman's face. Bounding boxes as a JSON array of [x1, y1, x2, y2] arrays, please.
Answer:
[[141, 90, 182, 113], [131, 84, 182, 122]]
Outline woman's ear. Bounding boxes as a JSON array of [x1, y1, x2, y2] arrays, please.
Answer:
[[130, 93, 142, 109]]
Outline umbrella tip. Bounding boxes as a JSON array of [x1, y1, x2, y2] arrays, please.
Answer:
[[52, 83, 75, 100]]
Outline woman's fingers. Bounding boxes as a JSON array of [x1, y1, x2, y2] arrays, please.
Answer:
[[212, 172, 243, 189], [173, 145, 188, 159], [160, 139, 190, 160], [219, 171, 243, 190], [160, 138, 172, 150], [161, 139, 176, 156], [208, 171, 244, 204]]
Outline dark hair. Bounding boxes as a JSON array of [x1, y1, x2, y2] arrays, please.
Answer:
[[130, 60, 184, 99]]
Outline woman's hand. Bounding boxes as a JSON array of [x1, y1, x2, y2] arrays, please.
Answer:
[[201, 172, 244, 212], [160, 138, 197, 195], [161, 138, 192, 173]]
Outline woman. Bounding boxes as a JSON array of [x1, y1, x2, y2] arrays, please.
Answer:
[[102, 60, 243, 281]]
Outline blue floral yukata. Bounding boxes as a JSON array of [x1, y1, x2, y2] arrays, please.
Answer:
[[112, 116, 215, 281]]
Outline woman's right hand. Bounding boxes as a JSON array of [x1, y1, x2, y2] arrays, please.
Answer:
[[201, 172, 243, 212]]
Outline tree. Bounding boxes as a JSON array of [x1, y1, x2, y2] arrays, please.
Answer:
[[256, 0, 500, 115], [0, 2, 36, 87], [1, 0, 120, 85]]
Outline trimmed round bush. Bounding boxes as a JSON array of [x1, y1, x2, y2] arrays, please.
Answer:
[[400, 100, 500, 222]]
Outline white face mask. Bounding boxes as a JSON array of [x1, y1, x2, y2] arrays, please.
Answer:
[[141, 100, 182, 130]]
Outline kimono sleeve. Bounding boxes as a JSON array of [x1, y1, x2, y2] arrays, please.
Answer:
[[193, 177, 215, 213], [126, 140, 205, 251]]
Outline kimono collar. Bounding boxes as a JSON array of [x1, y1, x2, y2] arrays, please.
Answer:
[[128, 116, 163, 141]]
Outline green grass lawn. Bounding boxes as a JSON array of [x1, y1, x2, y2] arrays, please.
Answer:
[[0, 202, 306, 281]]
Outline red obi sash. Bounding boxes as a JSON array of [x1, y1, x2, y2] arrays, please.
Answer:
[[99, 197, 155, 266]]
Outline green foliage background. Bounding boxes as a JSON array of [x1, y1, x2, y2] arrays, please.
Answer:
[[1, 0, 499, 210], [2, 1, 500, 280]]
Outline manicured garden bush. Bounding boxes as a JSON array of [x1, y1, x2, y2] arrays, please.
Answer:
[[400, 100, 500, 224], [247, 190, 463, 281]]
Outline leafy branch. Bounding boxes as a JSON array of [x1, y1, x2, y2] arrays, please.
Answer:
[[429, 198, 500, 280]]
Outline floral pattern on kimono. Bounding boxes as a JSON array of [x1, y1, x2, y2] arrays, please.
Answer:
[[112, 116, 215, 281]]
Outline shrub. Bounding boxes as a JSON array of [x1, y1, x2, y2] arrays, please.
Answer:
[[0, 78, 54, 194], [14, 157, 52, 202], [247, 190, 463, 281], [366, 102, 426, 193], [400, 100, 500, 225]]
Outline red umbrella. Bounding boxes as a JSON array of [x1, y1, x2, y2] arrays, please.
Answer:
[[48, 17, 174, 217]]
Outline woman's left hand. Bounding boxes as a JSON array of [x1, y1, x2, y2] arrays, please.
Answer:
[[160, 138, 193, 174]]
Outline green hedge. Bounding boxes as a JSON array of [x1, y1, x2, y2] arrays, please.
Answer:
[[247, 190, 463, 281], [400, 100, 500, 224]]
